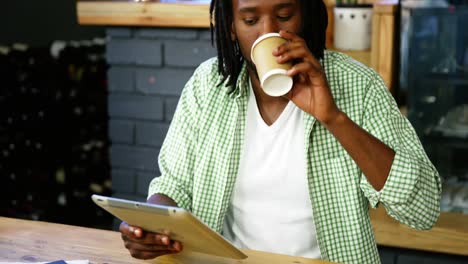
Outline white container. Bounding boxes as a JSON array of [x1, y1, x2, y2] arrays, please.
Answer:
[[333, 6, 373, 51]]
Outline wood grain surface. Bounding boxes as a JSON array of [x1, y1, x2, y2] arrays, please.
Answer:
[[0, 217, 332, 264], [370, 206, 468, 256]]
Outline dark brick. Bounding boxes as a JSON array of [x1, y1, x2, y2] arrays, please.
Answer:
[[165, 40, 216, 67], [109, 120, 134, 144], [164, 97, 180, 122], [108, 66, 134, 92], [199, 29, 213, 41], [106, 39, 132, 65], [107, 39, 162, 66], [135, 122, 169, 147], [133, 40, 163, 66], [110, 145, 159, 172], [111, 168, 136, 194], [136, 171, 159, 196], [106, 28, 132, 38], [135, 68, 193, 96], [112, 193, 146, 202], [136, 28, 198, 40], [108, 94, 164, 121]]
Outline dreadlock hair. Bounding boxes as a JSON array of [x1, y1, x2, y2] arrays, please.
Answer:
[[209, 0, 329, 89]]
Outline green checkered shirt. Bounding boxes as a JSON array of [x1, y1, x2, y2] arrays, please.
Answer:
[[149, 51, 441, 264]]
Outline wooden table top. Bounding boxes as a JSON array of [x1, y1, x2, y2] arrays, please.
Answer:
[[370, 206, 468, 256], [0, 217, 332, 264]]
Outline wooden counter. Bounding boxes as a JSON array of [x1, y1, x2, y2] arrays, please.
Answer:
[[0, 216, 332, 264], [1, 211, 466, 264], [2, 210, 466, 263], [370, 206, 468, 256]]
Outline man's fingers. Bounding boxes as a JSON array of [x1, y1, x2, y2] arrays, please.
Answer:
[[119, 222, 143, 237], [130, 250, 177, 260], [123, 233, 172, 245], [119, 221, 183, 260], [124, 240, 178, 251], [156, 234, 171, 245], [120, 223, 173, 246], [287, 61, 315, 77], [170, 240, 183, 251], [279, 30, 303, 43]]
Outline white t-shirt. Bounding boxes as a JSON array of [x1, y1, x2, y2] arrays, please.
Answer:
[[222, 82, 321, 259]]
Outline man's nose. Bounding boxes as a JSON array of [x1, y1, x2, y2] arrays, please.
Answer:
[[262, 17, 279, 35]]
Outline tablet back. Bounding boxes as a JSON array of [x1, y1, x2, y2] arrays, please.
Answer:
[[91, 194, 247, 259]]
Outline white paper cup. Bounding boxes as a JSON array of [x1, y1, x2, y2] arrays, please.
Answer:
[[251, 33, 293, 97]]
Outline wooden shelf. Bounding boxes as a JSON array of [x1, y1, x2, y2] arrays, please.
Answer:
[[326, 0, 398, 91], [328, 46, 371, 67], [370, 206, 468, 256], [77, 1, 210, 28], [371, 0, 398, 92]]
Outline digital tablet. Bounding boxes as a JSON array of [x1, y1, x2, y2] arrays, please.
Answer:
[[91, 194, 247, 260]]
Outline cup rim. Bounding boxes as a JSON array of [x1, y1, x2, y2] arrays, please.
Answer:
[[260, 68, 293, 97], [250, 32, 282, 63]]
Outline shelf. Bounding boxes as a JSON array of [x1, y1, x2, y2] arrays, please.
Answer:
[[328, 46, 371, 67], [76, 1, 210, 28]]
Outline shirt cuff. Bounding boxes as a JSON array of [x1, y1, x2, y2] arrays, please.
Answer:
[[148, 176, 192, 211], [360, 149, 419, 208]]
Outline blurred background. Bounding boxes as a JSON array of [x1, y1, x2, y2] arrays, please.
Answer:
[[0, 0, 111, 229]]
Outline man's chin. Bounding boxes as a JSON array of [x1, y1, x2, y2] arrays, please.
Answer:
[[246, 60, 259, 80]]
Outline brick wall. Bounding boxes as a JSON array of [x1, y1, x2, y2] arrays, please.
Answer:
[[105, 27, 216, 202]]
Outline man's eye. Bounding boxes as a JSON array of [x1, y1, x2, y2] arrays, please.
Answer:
[[277, 15, 292, 21], [243, 18, 257, 25]]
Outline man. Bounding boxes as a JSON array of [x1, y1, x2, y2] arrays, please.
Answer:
[[119, 0, 441, 263]]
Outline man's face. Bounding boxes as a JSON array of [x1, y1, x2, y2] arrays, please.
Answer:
[[231, 0, 303, 64]]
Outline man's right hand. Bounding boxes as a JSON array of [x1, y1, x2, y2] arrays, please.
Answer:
[[119, 221, 183, 260]]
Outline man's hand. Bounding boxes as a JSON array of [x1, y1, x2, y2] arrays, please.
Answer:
[[274, 30, 342, 125], [119, 194, 181, 259], [119, 221, 183, 260]]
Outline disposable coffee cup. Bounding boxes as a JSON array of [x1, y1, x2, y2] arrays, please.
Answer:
[[251, 33, 293, 97]]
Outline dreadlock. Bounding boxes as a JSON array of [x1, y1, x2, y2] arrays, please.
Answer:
[[210, 0, 328, 89]]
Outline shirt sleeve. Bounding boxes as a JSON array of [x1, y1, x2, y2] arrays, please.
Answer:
[[359, 74, 442, 230], [147, 66, 203, 211]]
